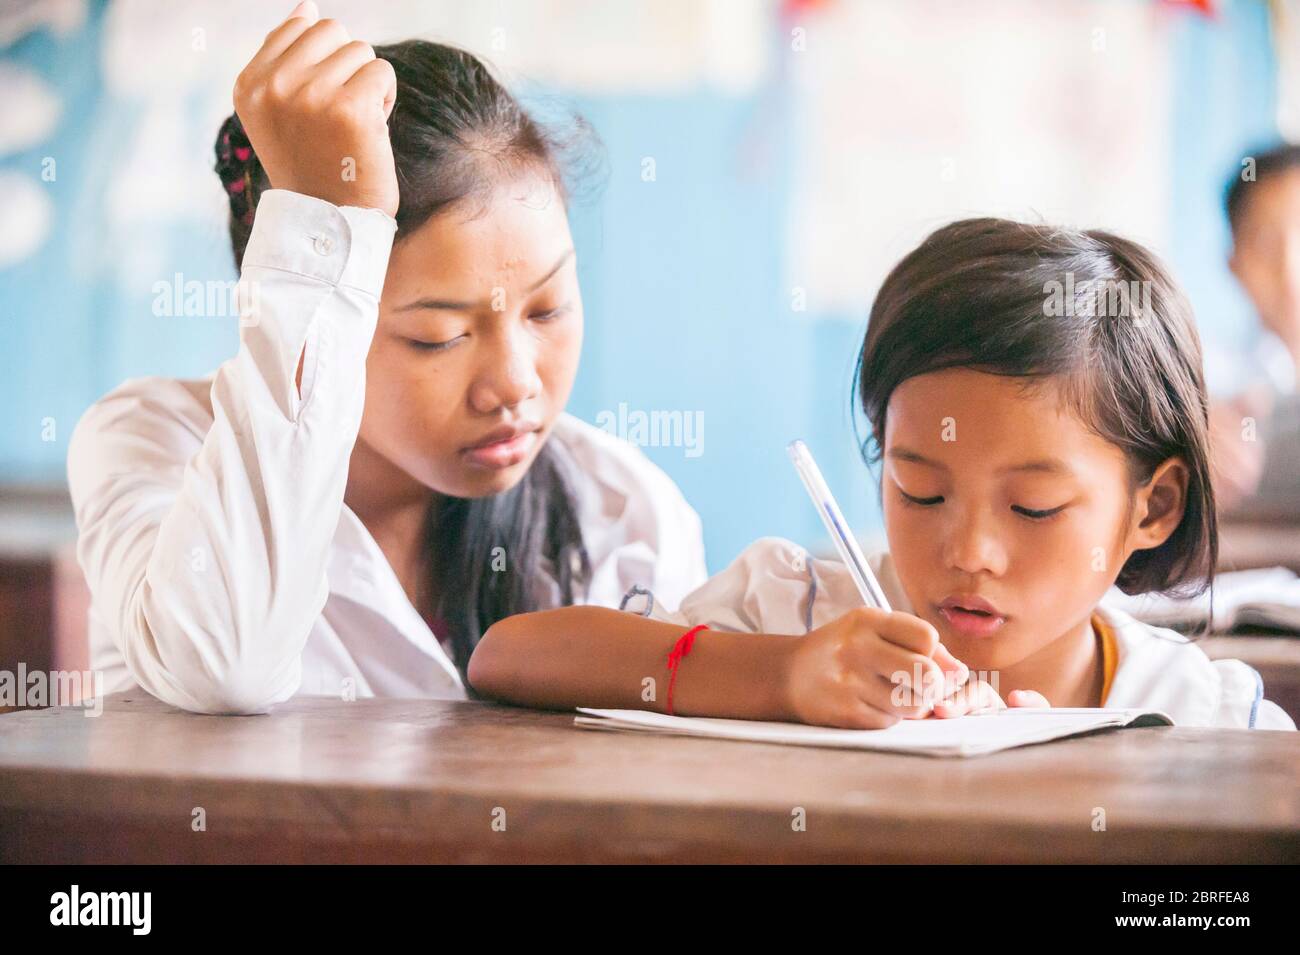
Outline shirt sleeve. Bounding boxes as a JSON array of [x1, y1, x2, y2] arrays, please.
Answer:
[[66, 190, 397, 715], [1254, 699, 1298, 731], [629, 536, 900, 636], [635, 537, 819, 633], [1210, 658, 1298, 730]]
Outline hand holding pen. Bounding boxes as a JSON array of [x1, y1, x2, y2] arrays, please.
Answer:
[[783, 440, 970, 725], [787, 440, 1049, 720]]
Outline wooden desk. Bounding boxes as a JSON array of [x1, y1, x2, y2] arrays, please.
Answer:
[[1218, 520, 1300, 574], [0, 486, 88, 714], [1, 693, 1296, 864]]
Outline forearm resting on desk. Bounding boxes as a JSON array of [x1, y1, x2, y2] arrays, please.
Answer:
[[468, 606, 796, 720]]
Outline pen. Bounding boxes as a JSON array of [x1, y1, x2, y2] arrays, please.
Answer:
[[787, 439, 892, 612], [788, 440, 975, 715]]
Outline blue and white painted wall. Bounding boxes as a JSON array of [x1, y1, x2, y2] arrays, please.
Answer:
[[0, 0, 1287, 570]]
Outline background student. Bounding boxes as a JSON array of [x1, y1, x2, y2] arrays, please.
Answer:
[[1211, 143, 1300, 515]]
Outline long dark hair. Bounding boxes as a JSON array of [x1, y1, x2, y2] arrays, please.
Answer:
[[214, 40, 599, 676], [855, 217, 1217, 598]]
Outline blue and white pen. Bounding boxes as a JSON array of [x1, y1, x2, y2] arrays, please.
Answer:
[[786, 439, 892, 612]]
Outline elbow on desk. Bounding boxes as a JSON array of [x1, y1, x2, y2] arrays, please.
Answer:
[[130, 658, 295, 716], [183, 670, 295, 715], [466, 615, 522, 700], [135, 651, 297, 715], [467, 610, 573, 700], [125, 602, 302, 716]]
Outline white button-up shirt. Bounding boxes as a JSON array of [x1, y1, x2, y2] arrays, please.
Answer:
[[67, 190, 708, 715]]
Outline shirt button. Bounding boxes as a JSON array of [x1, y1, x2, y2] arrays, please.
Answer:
[[313, 233, 335, 256]]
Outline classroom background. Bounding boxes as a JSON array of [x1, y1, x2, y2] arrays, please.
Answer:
[[0, 0, 1295, 572]]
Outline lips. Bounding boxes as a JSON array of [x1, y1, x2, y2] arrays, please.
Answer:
[[465, 423, 540, 450], [937, 594, 1008, 638], [461, 423, 541, 470]]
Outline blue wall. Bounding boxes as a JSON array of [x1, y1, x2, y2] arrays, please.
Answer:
[[1168, 0, 1280, 379], [0, 0, 1282, 573]]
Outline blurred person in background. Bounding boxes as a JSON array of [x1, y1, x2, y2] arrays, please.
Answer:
[[1210, 143, 1300, 515]]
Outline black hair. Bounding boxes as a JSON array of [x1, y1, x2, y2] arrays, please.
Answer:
[[855, 217, 1217, 598], [1225, 142, 1300, 235], [213, 40, 602, 677]]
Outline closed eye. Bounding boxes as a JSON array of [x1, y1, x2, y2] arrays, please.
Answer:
[[899, 490, 943, 507], [530, 305, 571, 322], [406, 335, 465, 353], [1012, 504, 1068, 521]]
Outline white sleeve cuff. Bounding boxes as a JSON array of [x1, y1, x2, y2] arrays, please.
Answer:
[[241, 189, 397, 298]]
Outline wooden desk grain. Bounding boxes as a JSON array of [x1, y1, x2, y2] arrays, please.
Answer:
[[0, 692, 1296, 864]]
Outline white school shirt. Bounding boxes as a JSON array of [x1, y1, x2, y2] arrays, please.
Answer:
[[630, 537, 1295, 730], [1207, 331, 1297, 398], [1211, 332, 1300, 516], [67, 189, 708, 716]]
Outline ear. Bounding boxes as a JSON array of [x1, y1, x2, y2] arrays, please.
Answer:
[[1228, 246, 1243, 283], [1129, 457, 1189, 551]]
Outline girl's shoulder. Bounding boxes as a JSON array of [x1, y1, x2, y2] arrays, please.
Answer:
[[548, 412, 703, 538], [550, 413, 693, 502], [647, 536, 908, 634], [68, 374, 216, 494], [1095, 602, 1296, 730], [75, 372, 215, 433], [538, 414, 709, 610]]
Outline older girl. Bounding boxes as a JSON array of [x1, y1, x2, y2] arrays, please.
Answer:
[[67, 3, 705, 714]]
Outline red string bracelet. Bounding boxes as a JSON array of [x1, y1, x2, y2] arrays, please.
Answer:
[[666, 624, 709, 716]]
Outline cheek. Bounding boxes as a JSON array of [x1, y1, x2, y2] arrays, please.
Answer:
[[537, 313, 583, 404], [1012, 509, 1128, 613], [881, 496, 934, 591], [1249, 264, 1285, 305], [359, 341, 462, 449]]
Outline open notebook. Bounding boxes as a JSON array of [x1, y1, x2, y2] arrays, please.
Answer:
[[574, 707, 1173, 758], [1105, 567, 1300, 633]]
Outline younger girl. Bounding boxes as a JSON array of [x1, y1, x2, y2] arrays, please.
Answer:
[[469, 217, 1295, 730]]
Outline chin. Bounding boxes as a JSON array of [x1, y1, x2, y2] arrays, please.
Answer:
[[944, 631, 1036, 679], [927, 618, 1005, 668], [430, 445, 544, 498], [397, 428, 551, 500], [943, 639, 999, 674], [453, 462, 532, 498]]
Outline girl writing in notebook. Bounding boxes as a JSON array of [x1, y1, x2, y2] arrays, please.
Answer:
[[470, 218, 1295, 730]]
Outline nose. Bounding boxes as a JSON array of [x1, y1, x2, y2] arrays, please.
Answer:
[[940, 504, 1008, 578], [468, 324, 543, 414]]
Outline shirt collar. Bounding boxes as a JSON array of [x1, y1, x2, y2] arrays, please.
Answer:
[[328, 503, 463, 689]]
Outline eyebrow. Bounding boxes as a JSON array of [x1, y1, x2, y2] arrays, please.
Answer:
[[394, 249, 575, 312], [888, 447, 1073, 476]]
